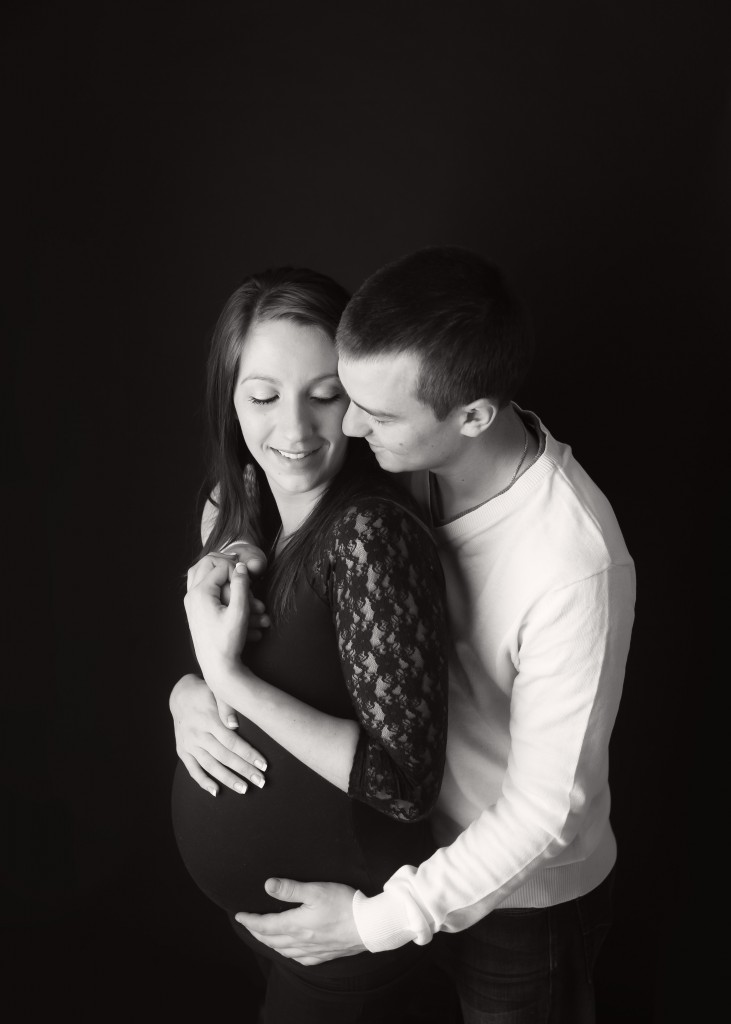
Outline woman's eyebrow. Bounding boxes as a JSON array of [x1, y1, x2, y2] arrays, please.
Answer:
[[239, 373, 342, 385]]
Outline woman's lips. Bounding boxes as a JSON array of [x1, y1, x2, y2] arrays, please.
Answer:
[[270, 446, 322, 461]]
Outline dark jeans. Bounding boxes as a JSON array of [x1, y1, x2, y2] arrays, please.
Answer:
[[412, 869, 615, 1024]]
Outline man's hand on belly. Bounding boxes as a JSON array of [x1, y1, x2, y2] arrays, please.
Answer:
[[235, 879, 366, 964]]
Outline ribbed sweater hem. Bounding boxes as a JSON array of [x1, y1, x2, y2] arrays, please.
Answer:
[[498, 839, 617, 909], [353, 837, 617, 951]]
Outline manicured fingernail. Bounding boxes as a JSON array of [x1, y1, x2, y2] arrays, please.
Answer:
[[251, 774, 265, 788], [227, 715, 238, 728], [235, 562, 247, 574], [234, 781, 247, 794], [206, 785, 217, 797], [254, 759, 267, 771]]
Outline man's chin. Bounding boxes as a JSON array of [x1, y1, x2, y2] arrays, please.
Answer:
[[371, 448, 396, 471]]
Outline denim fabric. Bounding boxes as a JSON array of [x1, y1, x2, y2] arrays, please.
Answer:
[[433, 870, 615, 1024]]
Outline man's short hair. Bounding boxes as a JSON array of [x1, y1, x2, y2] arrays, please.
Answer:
[[336, 246, 534, 419]]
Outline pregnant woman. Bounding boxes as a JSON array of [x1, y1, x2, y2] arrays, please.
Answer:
[[170, 266, 449, 1023]]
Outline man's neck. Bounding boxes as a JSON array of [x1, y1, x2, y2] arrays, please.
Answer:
[[430, 405, 538, 523]]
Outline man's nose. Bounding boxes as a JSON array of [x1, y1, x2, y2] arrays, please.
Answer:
[[342, 402, 368, 437]]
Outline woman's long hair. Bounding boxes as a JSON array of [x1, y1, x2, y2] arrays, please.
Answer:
[[199, 266, 387, 622]]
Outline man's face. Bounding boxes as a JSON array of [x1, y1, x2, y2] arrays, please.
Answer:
[[338, 352, 462, 474]]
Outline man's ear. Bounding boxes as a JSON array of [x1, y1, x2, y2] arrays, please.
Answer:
[[458, 398, 499, 437]]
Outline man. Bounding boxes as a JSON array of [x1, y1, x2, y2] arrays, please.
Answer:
[[177, 246, 636, 1023]]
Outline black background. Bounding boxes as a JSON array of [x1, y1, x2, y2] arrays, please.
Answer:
[[4, 2, 727, 1021]]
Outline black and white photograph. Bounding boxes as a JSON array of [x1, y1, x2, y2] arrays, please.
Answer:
[[4, 2, 725, 1021]]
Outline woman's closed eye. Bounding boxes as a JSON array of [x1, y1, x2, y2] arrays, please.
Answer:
[[311, 391, 345, 404], [248, 391, 345, 407]]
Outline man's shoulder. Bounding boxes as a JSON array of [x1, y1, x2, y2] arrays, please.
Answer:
[[541, 433, 632, 566], [452, 428, 633, 583]]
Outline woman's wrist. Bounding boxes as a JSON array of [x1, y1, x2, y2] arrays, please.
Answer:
[[169, 672, 203, 714], [204, 657, 253, 708]]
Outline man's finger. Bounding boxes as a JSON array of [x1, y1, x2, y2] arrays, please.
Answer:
[[236, 927, 303, 952], [235, 910, 294, 935], [263, 877, 310, 904]]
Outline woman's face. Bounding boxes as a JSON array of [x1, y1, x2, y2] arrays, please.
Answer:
[[233, 318, 349, 504]]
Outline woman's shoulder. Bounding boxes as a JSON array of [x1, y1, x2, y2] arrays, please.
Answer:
[[331, 487, 429, 541], [311, 488, 438, 590], [309, 487, 444, 606]]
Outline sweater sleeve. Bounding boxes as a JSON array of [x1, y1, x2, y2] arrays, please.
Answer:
[[353, 562, 636, 949], [320, 500, 449, 822]]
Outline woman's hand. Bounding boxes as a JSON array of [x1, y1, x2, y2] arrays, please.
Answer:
[[170, 673, 267, 795], [220, 540, 268, 576], [208, 546, 271, 642], [184, 556, 251, 684]]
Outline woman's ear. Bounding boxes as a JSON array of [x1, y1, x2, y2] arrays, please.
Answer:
[[458, 398, 499, 437]]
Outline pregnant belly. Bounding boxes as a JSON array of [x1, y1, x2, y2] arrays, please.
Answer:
[[171, 723, 433, 916]]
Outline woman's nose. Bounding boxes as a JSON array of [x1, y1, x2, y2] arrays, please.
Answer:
[[280, 396, 314, 440]]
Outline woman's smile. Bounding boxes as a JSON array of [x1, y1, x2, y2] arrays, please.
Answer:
[[233, 318, 349, 510], [270, 445, 323, 461]]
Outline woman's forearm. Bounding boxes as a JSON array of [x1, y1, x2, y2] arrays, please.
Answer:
[[206, 660, 360, 791]]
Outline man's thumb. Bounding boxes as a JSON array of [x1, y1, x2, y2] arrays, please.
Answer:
[[264, 877, 303, 904]]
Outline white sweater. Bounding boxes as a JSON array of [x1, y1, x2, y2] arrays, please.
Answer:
[[353, 411, 636, 951]]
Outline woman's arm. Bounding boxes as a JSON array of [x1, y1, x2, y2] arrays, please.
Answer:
[[184, 558, 359, 790], [207, 660, 361, 792], [184, 505, 449, 816], [327, 502, 449, 820], [170, 672, 268, 795]]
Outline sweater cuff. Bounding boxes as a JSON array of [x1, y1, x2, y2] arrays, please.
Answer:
[[352, 889, 428, 952]]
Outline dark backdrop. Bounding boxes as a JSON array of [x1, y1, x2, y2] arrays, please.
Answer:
[[4, 2, 727, 1021]]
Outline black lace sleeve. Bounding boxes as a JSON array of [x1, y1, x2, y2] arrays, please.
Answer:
[[314, 499, 449, 822]]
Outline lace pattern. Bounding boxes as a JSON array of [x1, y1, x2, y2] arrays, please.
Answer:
[[310, 499, 449, 822]]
